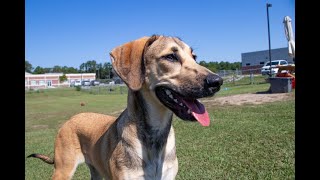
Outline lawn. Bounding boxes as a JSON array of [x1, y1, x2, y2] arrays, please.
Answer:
[[25, 83, 294, 179]]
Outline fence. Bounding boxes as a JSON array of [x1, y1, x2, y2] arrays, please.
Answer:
[[217, 69, 242, 77], [218, 68, 268, 86], [80, 84, 129, 95], [217, 68, 263, 78]]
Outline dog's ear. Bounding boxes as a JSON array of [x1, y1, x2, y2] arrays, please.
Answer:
[[109, 36, 159, 91]]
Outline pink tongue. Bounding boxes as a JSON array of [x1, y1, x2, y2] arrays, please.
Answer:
[[183, 99, 210, 126]]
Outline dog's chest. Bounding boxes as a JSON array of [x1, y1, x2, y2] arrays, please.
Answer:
[[142, 138, 178, 179], [143, 153, 165, 179], [118, 123, 178, 179], [137, 149, 177, 180], [121, 135, 177, 179]]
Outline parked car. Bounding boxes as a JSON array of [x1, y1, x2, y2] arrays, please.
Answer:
[[81, 80, 91, 86], [261, 60, 289, 75], [71, 80, 82, 87], [90, 80, 100, 86]]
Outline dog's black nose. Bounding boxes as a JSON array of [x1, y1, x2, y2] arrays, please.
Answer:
[[205, 74, 223, 88]]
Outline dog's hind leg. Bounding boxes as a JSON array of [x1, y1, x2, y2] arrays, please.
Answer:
[[51, 151, 85, 180], [51, 151, 84, 180], [51, 157, 82, 180], [87, 164, 103, 180], [51, 127, 85, 180]]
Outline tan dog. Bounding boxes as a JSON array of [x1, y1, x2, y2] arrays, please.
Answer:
[[27, 35, 223, 180]]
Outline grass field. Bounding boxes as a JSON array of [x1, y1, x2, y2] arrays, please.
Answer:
[[25, 81, 295, 179]]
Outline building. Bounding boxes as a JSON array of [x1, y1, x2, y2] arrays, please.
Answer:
[[25, 72, 96, 90], [241, 47, 294, 74]]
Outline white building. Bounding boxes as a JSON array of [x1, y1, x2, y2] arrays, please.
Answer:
[[25, 72, 96, 90], [241, 47, 294, 74]]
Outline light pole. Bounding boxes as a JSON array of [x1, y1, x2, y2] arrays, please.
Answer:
[[266, 3, 272, 77], [96, 69, 100, 79]]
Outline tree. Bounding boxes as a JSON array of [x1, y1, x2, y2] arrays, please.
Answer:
[[102, 62, 112, 79], [33, 66, 45, 74], [68, 67, 79, 73], [195, 60, 241, 72], [59, 74, 68, 83], [25, 60, 33, 73], [61, 66, 78, 73], [199, 60, 207, 66], [86, 60, 97, 73], [96, 63, 102, 79], [79, 63, 85, 73], [52, 65, 62, 73]]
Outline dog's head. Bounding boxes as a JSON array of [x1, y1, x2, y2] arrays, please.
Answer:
[[110, 35, 223, 126]]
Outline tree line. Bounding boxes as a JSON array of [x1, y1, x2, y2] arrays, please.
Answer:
[[198, 61, 241, 73], [25, 60, 114, 79], [25, 60, 241, 79]]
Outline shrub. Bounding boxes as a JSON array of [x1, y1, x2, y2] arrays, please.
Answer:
[[75, 86, 81, 91]]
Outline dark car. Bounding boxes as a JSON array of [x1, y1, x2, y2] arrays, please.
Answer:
[[90, 80, 100, 86]]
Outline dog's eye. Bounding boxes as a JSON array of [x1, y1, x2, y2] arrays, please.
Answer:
[[162, 54, 178, 62]]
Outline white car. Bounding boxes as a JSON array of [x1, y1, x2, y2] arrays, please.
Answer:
[[261, 60, 289, 75], [71, 80, 82, 87]]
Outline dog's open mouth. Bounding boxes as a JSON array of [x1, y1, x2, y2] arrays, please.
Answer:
[[155, 87, 210, 126]]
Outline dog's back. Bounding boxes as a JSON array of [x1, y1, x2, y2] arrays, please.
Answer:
[[65, 112, 117, 139]]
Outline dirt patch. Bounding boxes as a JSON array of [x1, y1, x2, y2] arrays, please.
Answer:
[[201, 92, 294, 106]]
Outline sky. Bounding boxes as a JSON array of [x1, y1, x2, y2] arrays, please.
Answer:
[[25, 0, 295, 69]]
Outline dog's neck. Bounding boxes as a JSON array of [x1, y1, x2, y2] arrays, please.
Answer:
[[125, 88, 173, 151], [127, 88, 173, 130]]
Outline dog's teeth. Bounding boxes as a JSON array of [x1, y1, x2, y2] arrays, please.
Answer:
[[169, 95, 173, 99], [174, 99, 178, 103], [179, 103, 183, 106], [165, 90, 171, 95], [187, 109, 191, 114]]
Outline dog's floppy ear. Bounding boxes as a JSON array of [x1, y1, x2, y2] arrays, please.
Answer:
[[109, 36, 158, 91]]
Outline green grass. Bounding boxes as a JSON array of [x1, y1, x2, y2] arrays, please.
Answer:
[[80, 85, 129, 95], [223, 74, 268, 86], [174, 99, 295, 179], [25, 86, 294, 179], [216, 75, 271, 97], [25, 88, 127, 132]]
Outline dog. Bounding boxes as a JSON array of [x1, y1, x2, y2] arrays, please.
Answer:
[[27, 35, 223, 180]]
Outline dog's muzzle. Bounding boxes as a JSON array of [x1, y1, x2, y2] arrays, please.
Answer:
[[155, 74, 223, 126]]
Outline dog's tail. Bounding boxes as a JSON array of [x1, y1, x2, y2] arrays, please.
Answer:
[[27, 153, 54, 165]]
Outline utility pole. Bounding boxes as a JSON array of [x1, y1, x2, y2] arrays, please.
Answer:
[[266, 3, 272, 77]]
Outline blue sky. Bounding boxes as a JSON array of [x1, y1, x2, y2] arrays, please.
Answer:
[[25, 0, 295, 69]]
